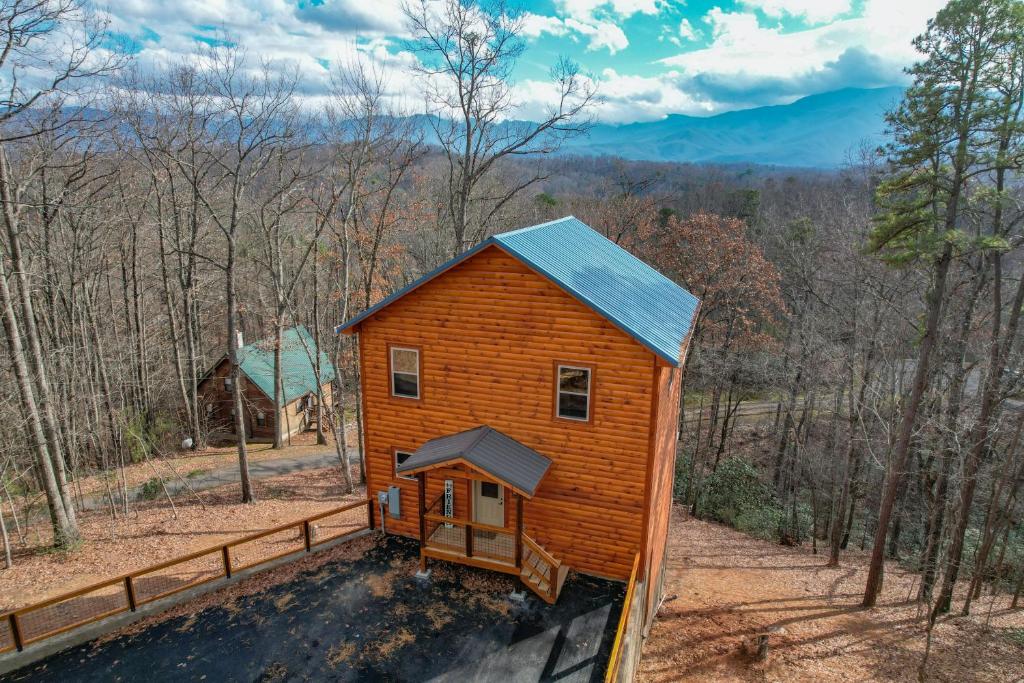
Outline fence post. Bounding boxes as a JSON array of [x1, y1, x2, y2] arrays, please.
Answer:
[[367, 499, 375, 531], [302, 520, 312, 552], [465, 523, 473, 558], [222, 546, 232, 579], [10, 613, 23, 652], [124, 576, 137, 612]]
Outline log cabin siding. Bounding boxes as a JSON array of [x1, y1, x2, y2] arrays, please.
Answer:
[[358, 245, 656, 579], [642, 362, 683, 619], [197, 358, 329, 442]]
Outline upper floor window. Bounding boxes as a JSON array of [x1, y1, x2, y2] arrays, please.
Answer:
[[390, 346, 421, 399], [556, 365, 591, 421], [224, 376, 233, 391], [256, 410, 266, 427]]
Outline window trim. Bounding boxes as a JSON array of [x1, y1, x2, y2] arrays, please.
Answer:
[[387, 344, 422, 402], [256, 410, 266, 427], [392, 447, 417, 481], [553, 361, 595, 424]]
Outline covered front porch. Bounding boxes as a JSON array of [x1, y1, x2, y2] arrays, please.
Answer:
[[397, 425, 569, 603]]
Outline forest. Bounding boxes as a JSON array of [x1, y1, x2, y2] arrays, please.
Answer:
[[0, 0, 1023, 668]]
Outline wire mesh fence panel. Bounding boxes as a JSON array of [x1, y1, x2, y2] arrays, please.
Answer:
[[426, 523, 465, 553], [473, 529, 514, 562], [17, 581, 129, 644], [228, 525, 306, 571], [0, 617, 13, 653], [309, 505, 367, 546], [132, 550, 225, 605]]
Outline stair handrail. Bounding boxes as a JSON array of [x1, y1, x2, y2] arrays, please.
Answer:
[[521, 531, 561, 569]]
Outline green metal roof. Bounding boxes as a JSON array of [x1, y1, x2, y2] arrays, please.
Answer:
[[336, 217, 700, 366], [237, 326, 335, 406]]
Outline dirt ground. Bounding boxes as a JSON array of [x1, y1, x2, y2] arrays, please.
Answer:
[[639, 507, 1024, 682], [0, 463, 365, 612]]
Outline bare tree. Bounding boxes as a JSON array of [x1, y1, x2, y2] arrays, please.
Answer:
[[404, 0, 595, 255]]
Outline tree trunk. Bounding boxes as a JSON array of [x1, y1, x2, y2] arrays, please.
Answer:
[[226, 239, 254, 503], [863, 241, 953, 608]]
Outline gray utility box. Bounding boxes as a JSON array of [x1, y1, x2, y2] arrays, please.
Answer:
[[387, 485, 401, 518]]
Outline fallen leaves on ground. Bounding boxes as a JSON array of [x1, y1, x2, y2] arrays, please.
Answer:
[[639, 506, 1024, 682], [0, 463, 365, 612]]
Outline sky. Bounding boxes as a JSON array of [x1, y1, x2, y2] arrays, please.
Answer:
[[98, 0, 948, 124]]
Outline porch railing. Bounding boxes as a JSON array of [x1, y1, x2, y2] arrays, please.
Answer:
[[422, 493, 516, 565], [0, 499, 373, 654]]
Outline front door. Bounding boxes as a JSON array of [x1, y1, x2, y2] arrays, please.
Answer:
[[473, 480, 504, 527]]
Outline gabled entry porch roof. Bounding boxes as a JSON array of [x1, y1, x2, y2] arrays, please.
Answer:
[[396, 425, 552, 498]]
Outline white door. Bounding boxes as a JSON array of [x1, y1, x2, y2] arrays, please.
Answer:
[[473, 480, 504, 527]]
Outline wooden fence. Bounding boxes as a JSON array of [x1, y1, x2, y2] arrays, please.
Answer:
[[604, 552, 644, 683], [0, 499, 373, 654]]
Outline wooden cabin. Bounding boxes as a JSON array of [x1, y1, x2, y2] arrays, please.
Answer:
[[198, 326, 335, 443], [337, 217, 698, 611]]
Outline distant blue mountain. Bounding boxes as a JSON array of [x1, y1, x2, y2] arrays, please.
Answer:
[[560, 87, 904, 168]]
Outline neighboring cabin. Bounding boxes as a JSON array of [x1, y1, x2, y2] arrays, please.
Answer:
[[337, 216, 699, 621], [198, 326, 335, 443]]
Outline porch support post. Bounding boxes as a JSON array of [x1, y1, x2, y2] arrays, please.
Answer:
[[515, 494, 524, 568], [417, 472, 427, 572]]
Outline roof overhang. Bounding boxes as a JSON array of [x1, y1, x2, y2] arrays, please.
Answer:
[[396, 425, 552, 498]]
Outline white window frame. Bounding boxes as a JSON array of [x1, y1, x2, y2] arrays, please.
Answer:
[[390, 347, 421, 399], [224, 376, 233, 391], [557, 364, 591, 422], [394, 450, 417, 481]]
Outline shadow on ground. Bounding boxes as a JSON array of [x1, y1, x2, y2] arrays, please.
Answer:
[[4, 536, 624, 682]]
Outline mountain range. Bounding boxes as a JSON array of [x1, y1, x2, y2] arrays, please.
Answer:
[[558, 86, 903, 168]]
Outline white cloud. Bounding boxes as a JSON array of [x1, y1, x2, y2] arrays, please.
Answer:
[[738, 0, 852, 24], [564, 18, 629, 54], [656, 1, 946, 110], [521, 12, 571, 39], [678, 18, 699, 42], [540, 0, 666, 53], [557, 0, 662, 23]]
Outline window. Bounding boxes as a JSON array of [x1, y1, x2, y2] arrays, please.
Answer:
[[394, 450, 416, 481], [205, 403, 214, 416], [390, 347, 420, 399], [480, 482, 500, 498], [224, 377, 233, 391], [256, 411, 266, 427], [557, 365, 591, 421]]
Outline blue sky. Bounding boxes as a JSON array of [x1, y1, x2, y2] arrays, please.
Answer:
[[98, 0, 945, 123]]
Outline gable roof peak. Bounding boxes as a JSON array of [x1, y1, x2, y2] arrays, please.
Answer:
[[337, 217, 700, 366]]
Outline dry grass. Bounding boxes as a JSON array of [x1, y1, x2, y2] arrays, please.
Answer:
[[326, 641, 357, 668], [0, 463, 365, 612], [369, 627, 415, 659], [639, 506, 1024, 682]]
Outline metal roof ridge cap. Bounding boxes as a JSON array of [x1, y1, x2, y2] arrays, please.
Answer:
[[460, 424, 495, 459], [493, 215, 577, 240]]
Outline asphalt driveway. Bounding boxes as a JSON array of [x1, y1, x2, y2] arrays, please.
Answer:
[[4, 536, 624, 682]]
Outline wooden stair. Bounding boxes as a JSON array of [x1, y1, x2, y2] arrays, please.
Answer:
[[520, 533, 569, 604]]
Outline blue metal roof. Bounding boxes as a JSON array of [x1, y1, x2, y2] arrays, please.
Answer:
[[336, 216, 700, 366]]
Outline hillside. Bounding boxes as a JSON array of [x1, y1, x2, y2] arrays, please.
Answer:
[[561, 87, 903, 168]]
